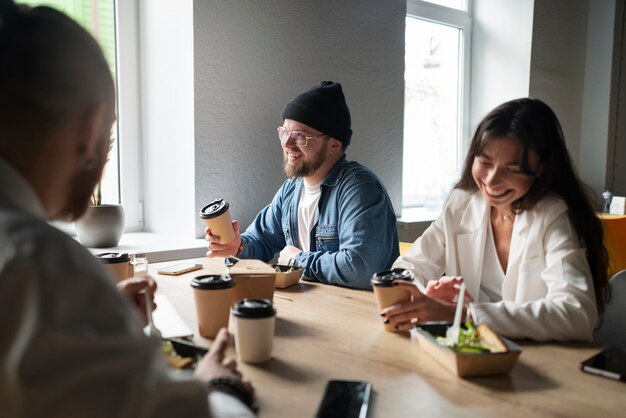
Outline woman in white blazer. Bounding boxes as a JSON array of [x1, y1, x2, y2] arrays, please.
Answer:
[[383, 98, 610, 341]]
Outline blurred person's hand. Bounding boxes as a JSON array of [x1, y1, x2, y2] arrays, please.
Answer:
[[116, 276, 157, 325], [195, 328, 255, 406]]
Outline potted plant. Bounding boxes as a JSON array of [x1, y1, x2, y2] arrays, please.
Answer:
[[75, 139, 125, 248]]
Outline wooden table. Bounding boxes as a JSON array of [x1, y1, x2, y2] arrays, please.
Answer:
[[151, 258, 624, 418]]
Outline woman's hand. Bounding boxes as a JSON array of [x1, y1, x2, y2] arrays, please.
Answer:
[[205, 220, 241, 258], [381, 281, 458, 332], [116, 276, 157, 325], [424, 276, 474, 304]]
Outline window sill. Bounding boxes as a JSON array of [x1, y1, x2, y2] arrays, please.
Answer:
[[78, 207, 441, 262], [398, 206, 442, 224], [396, 206, 442, 242], [82, 232, 207, 263]]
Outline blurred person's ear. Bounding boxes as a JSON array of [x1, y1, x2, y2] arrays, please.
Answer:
[[76, 103, 107, 162]]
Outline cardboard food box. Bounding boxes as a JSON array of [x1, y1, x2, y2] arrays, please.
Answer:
[[412, 323, 522, 378], [272, 264, 303, 289], [227, 259, 277, 305]]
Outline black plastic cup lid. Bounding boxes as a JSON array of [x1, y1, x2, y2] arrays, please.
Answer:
[[200, 199, 230, 219], [191, 274, 234, 290], [371, 268, 414, 287], [231, 298, 276, 318], [95, 252, 130, 264]]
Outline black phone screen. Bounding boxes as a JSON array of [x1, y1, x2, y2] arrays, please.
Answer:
[[580, 347, 626, 381], [315, 380, 372, 418]]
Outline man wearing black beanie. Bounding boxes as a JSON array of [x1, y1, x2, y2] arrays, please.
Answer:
[[206, 81, 399, 289]]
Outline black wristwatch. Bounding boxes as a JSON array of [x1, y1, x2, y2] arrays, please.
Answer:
[[206, 377, 257, 411]]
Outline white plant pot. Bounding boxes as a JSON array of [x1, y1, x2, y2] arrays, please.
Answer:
[[75, 204, 125, 248]]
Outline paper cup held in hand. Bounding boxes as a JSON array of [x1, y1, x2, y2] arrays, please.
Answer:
[[371, 268, 414, 332], [200, 199, 235, 244]]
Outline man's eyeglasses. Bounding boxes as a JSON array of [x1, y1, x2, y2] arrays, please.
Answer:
[[277, 127, 326, 147]]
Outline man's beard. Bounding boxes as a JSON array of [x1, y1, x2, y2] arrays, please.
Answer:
[[283, 143, 327, 178]]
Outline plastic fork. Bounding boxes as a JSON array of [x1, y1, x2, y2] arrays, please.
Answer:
[[446, 282, 466, 345], [144, 288, 162, 338]]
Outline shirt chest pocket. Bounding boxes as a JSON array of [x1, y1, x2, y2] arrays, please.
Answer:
[[281, 217, 294, 247], [315, 225, 339, 252]]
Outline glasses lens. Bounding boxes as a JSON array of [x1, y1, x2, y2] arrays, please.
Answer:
[[278, 127, 307, 146], [292, 132, 307, 146], [277, 127, 289, 141]]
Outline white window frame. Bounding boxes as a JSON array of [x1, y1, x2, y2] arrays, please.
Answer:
[[115, 0, 143, 231], [405, 0, 473, 193]]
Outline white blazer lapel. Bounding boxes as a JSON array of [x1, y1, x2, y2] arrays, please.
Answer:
[[456, 193, 489, 301]]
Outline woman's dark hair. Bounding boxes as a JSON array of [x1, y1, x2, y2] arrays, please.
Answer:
[[456, 98, 610, 313]]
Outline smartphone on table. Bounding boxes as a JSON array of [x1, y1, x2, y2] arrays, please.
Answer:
[[579, 346, 626, 382], [157, 262, 203, 276], [315, 380, 372, 418]]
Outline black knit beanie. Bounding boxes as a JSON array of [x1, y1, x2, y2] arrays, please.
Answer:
[[281, 81, 353, 146]]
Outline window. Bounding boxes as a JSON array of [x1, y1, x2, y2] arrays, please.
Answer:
[[16, 0, 143, 230], [18, 0, 120, 205], [403, 0, 471, 210]]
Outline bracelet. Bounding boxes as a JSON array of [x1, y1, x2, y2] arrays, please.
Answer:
[[206, 377, 256, 411], [236, 242, 244, 257]]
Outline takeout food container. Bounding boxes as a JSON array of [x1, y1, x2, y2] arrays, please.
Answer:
[[227, 259, 276, 305], [272, 264, 303, 288], [412, 323, 522, 378]]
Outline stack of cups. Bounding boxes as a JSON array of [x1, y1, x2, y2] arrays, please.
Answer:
[[96, 252, 132, 281], [191, 274, 235, 339], [231, 298, 276, 363], [371, 268, 415, 332], [200, 199, 235, 244]]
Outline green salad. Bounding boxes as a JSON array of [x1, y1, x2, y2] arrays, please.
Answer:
[[435, 322, 491, 353], [276, 265, 298, 273]]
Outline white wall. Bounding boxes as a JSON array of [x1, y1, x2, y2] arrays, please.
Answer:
[[193, 0, 406, 237], [139, 0, 196, 236], [470, 0, 535, 131]]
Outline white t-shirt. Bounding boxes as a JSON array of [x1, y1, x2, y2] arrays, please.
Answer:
[[297, 181, 322, 252], [481, 220, 506, 302]]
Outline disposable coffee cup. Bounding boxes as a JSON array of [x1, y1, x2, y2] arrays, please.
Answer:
[[200, 199, 235, 244], [191, 274, 235, 339], [96, 252, 132, 281], [231, 298, 276, 363], [371, 268, 414, 332]]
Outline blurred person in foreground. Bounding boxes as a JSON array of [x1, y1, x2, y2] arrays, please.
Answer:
[[205, 81, 399, 290], [384, 98, 610, 341], [0, 2, 255, 417]]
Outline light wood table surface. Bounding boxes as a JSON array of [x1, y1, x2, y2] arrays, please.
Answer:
[[151, 257, 624, 418]]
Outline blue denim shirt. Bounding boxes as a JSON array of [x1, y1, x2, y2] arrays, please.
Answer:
[[238, 155, 399, 289]]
